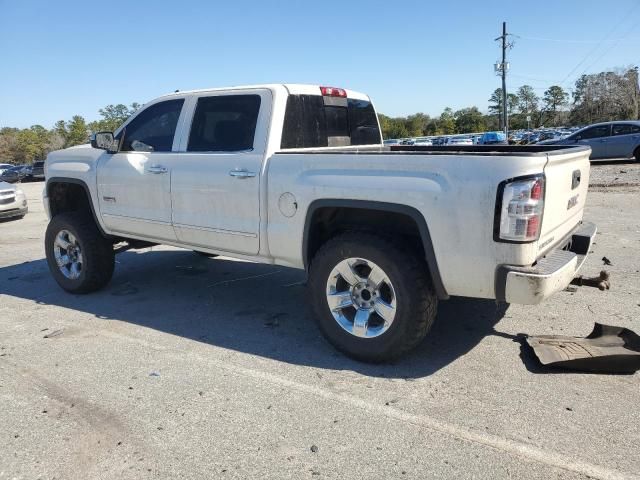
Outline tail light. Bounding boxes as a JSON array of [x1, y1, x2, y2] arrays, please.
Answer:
[[320, 86, 347, 98], [495, 175, 545, 242]]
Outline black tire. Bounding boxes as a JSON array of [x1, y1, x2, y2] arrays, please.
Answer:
[[194, 251, 218, 258], [45, 212, 115, 293], [308, 232, 437, 363], [634, 147, 640, 162]]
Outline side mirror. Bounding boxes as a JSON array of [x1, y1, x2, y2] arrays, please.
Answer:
[[91, 131, 118, 153]]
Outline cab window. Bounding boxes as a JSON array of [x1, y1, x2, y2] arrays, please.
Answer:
[[187, 95, 261, 152], [116, 99, 184, 152]]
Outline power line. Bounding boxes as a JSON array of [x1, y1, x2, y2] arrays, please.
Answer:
[[510, 73, 558, 84], [513, 34, 635, 44], [558, 2, 640, 86], [579, 20, 638, 76]]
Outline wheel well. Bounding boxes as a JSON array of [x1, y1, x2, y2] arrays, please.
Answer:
[[306, 206, 425, 265], [303, 202, 448, 299], [48, 181, 92, 218]]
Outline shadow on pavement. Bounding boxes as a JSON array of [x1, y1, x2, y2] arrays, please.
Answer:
[[0, 249, 508, 378]]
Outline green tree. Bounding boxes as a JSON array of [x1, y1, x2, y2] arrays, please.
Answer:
[[542, 86, 569, 126], [88, 102, 140, 132], [515, 85, 539, 128], [439, 107, 456, 134], [56, 116, 89, 148], [454, 107, 485, 133], [405, 113, 430, 137]]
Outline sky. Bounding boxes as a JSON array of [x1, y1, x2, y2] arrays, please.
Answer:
[[1, 0, 639, 128]]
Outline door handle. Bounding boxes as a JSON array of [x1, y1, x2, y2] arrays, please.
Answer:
[[229, 169, 256, 179], [148, 165, 168, 174]]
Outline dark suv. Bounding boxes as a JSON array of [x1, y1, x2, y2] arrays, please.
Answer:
[[31, 161, 45, 180]]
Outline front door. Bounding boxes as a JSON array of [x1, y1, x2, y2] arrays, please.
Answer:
[[97, 98, 185, 241], [575, 124, 611, 159], [169, 91, 271, 255]]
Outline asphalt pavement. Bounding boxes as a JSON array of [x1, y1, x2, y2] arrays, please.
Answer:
[[0, 173, 638, 480]]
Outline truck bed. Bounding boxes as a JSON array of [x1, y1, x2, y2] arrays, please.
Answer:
[[276, 144, 590, 157]]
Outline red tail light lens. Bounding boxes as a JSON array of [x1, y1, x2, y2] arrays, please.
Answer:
[[530, 179, 543, 200], [320, 86, 347, 98], [497, 175, 545, 242]]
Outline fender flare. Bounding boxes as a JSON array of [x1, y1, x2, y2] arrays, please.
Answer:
[[46, 177, 110, 237], [303, 199, 448, 299]]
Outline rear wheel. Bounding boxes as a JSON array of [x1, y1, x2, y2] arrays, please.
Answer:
[[308, 232, 437, 362], [634, 147, 640, 162], [45, 212, 115, 293]]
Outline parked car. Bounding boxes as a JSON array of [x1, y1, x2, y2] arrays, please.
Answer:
[[414, 139, 433, 146], [383, 139, 401, 146], [445, 137, 473, 146], [30, 161, 45, 180], [0, 165, 29, 183], [0, 181, 28, 219], [478, 131, 507, 145], [0, 163, 14, 175], [537, 121, 640, 160], [43, 83, 595, 362]]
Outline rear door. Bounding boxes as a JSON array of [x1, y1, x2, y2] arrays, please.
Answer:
[[97, 98, 185, 241], [168, 90, 271, 255], [575, 124, 611, 159], [609, 123, 640, 158]]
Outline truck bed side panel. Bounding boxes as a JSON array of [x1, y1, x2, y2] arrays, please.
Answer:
[[266, 151, 557, 299]]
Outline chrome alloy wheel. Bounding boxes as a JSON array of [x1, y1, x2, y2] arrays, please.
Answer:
[[326, 258, 397, 338], [53, 229, 83, 280]]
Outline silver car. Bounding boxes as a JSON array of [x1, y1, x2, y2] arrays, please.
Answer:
[[0, 181, 28, 220], [538, 121, 640, 160]]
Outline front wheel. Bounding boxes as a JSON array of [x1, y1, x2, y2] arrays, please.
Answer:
[[308, 232, 437, 363], [45, 212, 115, 293]]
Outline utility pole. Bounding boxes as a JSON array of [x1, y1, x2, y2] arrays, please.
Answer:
[[494, 22, 511, 137], [501, 22, 508, 137]]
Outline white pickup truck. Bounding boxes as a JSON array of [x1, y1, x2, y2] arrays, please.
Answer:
[[44, 84, 596, 362]]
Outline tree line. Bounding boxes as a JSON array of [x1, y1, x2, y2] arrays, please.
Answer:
[[0, 66, 638, 165], [0, 103, 139, 165], [379, 66, 639, 138]]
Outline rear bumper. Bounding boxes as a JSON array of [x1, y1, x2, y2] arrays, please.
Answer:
[[495, 221, 597, 304]]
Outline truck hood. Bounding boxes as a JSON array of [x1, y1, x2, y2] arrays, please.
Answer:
[[45, 144, 104, 180]]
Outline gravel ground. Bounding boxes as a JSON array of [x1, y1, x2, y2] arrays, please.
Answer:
[[0, 180, 638, 480], [589, 159, 640, 188]]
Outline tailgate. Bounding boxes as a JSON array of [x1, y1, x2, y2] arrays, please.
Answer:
[[538, 146, 591, 254]]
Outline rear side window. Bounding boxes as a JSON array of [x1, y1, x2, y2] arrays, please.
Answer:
[[117, 99, 184, 152], [612, 124, 640, 136], [188, 95, 261, 152], [281, 95, 381, 149]]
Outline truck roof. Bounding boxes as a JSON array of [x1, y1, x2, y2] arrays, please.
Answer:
[[156, 83, 371, 101]]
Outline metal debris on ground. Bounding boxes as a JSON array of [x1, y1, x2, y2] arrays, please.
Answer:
[[526, 323, 640, 374], [570, 270, 611, 291], [43, 329, 64, 339]]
